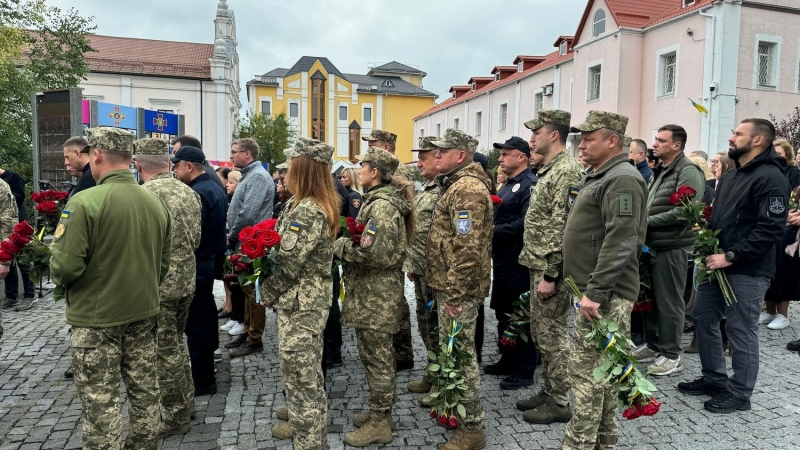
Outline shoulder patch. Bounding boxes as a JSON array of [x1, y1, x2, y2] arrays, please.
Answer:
[[54, 210, 70, 241], [568, 186, 580, 208], [456, 211, 471, 234], [289, 222, 301, 232], [769, 197, 786, 214], [619, 193, 632, 216]]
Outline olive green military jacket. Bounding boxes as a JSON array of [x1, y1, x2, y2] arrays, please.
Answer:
[[50, 170, 172, 327], [260, 197, 334, 311], [403, 180, 440, 276], [426, 162, 493, 307], [143, 172, 202, 301], [519, 151, 585, 278], [336, 185, 411, 333]]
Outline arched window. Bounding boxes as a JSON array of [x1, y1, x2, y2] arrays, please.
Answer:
[[593, 9, 606, 37]]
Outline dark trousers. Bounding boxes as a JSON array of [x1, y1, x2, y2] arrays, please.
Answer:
[[186, 278, 218, 390], [322, 266, 343, 380], [491, 262, 535, 379], [229, 282, 246, 323], [644, 247, 690, 359], [4, 261, 35, 300]]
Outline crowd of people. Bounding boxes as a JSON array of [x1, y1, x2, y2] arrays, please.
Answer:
[[0, 105, 798, 450]]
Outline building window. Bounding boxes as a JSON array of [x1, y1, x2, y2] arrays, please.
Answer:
[[494, 73, 500, 82], [683, 0, 695, 6], [471, 82, 476, 91], [420, 128, 424, 137], [311, 78, 326, 140], [454, 118, 460, 130], [757, 41, 777, 87], [517, 62, 523, 72], [588, 65, 602, 100], [475, 112, 482, 136], [381, 78, 394, 87], [436, 123, 441, 137], [534, 93, 544, 114], [289, 103, 299, 118], [363, 107, 372, 122], [499, 103, 508, 131], [339, 106, 347, 121], [157, 109, 174, 114], [559, 41, 568, 56], [348, 124, 361, 162], [593, 10, 606, 37], [659, 52, 677, 97], [452, 91, 456, 99], [261, 101, 271, 115]]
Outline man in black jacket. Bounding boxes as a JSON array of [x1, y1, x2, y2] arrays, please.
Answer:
[[0, 167, 35, 310], [678, 118, 789, 413], [63, 136, 97, 199]]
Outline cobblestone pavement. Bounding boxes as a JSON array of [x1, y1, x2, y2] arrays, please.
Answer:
[[1, 279, 800, 450]]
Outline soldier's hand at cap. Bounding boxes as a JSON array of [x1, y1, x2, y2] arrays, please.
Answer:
[[579, 295, 602, 321], [537, 279, 556, 300], [444, 304, 462, 318]]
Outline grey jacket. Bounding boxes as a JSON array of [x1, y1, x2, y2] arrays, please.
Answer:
[[227, 160, 274, 244]]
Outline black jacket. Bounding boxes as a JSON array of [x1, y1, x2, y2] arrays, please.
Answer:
[[786, 164, 800, 189], [711, 146, 790, 279], [188, 173, 229, 280], [492, 169, 537, 265], [70, 163, 96, 199]]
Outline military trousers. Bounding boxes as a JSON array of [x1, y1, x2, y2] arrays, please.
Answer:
[[392, 272, 414, 364], [644, 247, 691, 359], [562, 295, 633, 450], [530, 269, 572, 406], [157, 293, 194, 427], [355, 328, 396, 416], [71, 317, 159, 450], [436, 291, 485, 431], [414, 277, 438, 380], [277, 307, 329, 450]]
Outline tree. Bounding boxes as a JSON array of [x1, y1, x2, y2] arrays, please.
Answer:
[[234, 111, 298, 171], [481, 147, 501, 172], [770, 107, 800, 151]]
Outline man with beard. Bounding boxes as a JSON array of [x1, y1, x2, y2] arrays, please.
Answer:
[[678, 119, 789, 413]]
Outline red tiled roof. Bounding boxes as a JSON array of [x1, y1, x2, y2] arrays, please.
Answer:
[[491, 65, 517, 74], [449, 85, 472, 92], [644, 0, 715, 27], [513, 55, 546, 64], [468, 76, 495, 83], [415, 49, 574, 120], [553, 35, 575, 46], [574, 0, 715, 41], [84, 34, 213, 79]]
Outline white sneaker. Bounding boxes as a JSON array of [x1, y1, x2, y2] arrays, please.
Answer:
[[228, 322, 245, 336], [631, 344, 660, 363], [214, 348, 221, 355], [220, 319, 237, 331], [648, 355, 684, 376], [767, 314, 790, 330], [759, 311, 776, 325]]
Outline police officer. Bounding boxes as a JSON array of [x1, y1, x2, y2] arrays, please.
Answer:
[[561, 112, 647, 450], [517, 110, 585, 424], [427, 129, 492, 450], [50, 127, 172, 450], [483, 136, 538, 390], [136, 138, 202, 437]]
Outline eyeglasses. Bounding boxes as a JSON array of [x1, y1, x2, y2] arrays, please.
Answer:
[[709, 160, 720, 166]]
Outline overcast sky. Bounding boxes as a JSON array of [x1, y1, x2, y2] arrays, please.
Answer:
[[49, 0, 586, 111]]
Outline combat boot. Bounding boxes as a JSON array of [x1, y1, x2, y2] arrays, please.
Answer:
[[352, 411, 394, 428], [157, 422, 191, 438], [515, 390, 548, 411], [522, 398, 572, 424], [439, 428, 486, 450], [271, 422, 293, 440], [407, 378, 432, 394], [275, 406, 289, 421], [419, 390, 438, 407], [343, 413, 393, 447]]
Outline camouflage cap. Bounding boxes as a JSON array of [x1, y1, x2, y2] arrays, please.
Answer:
[[412, 136, 439, 152], [570, 110, 629, 135], [430, 128, 479, 154], [285, 138, 334, 164], [623, 135, 633, 147], [357, 146, 399, 174], [524, 109, 572, 131], [135, 138, 169, 156], [82, 127, 134, 153], [276, 162, 289, 170], [362, 129, 397, 144]]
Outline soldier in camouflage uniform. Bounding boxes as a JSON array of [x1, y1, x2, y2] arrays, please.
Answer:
[[261, 138, 338, 450], [517, 110, 585, 424], [426, 129, 492, 450], [136, 138, 202, 437], [336, 146, 412, 447], [50, 127, 172, 450], [0, 179, 19, 344], [404, 136, 441, 395], [363, 129, 415, 370], [561, 112, 647, 450]]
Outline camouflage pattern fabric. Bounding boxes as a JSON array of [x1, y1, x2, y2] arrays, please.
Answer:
[[392, 163, 413, 182], [357, 147, 399, 175], [277, 308, 329, 449], [570, 111, 629, 136], [414, 278, 438, 375], [0, 179, 18, 345], [524, 109, 572, 131], [135, 138, 169, 156], [430, 128, 479, 154], [355, 328, 396, 417], [362, 129, 397, 145], [158, 294, 194, 426], [529, 269, 571, 406], [71, 317, 159, 450], [562, 295, 633, 450], [285, 138, 334, 164], [392, 303, 413, 363], [412, 136, 439, 152], [85, 127, 135, 152]]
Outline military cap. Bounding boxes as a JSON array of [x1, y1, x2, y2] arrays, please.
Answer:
[[284, 138, 334, 164], [82, 127, 134, 153], [170, 146, 206, 164], [430, 128, 479, 154], [571, 110, 629, 136], [524, 109, 572, 131], [412, 136, 438, 152], [276, 162, 289, 170], [362, 130, 397, 145], [357, 146, 399, 174], [493, 136, 531, 157], [135, 138, 169, 156], [623, 135, 633, 147]]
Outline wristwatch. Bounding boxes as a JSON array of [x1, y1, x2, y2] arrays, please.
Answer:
[[724, 251, 735, 262]]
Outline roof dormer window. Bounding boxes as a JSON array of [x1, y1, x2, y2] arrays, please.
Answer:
[[495, 73, 500, 82], [471, 82, 476, 91], [559, 41, 568, 56], [517, 62, 523, 72], [593, 9, 606, 37], [683, 0, 696, 6]]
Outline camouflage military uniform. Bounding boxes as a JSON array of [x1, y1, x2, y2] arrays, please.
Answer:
[[337, 148, 410, 422], [139, 138, 202, 430], [561, 112, 647, 450], [426, 129, 493, 432], [260, 139, 335, 449], [50, 128, 172, 450], [0, 179, 19, 344]]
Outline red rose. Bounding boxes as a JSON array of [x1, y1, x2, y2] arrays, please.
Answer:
[[239, 226, 256, 242], [438, 414, 448, 425], [668, 193, 681, 205], [642, 398, 660, 416], [632, 303, 642, 313], [10, 233, 32, 247], [352, 235, 361, 245], [702, 205, 713, 221], [508, 340, 517, 348], [228, 254, 241, 264], [241, 239, 266, 260], [346, 217, 357, 227], [30, 192, 41, 203], [491, 195, 504, 206], [259, 229, 281, 248], [0, 249, 14, 262], [677, 185, 697, 199], [356, 224, 366, 234], [430, 410, 437, 419], [622, 407, 638, 420], [55, 191, 70, 201], [35, 200, 58, 216], [1, 240, 22, 255], [448, 417, 458, 428], [257, 218, 278, 232], [14, 221, 35, 237], [348, 224, 359, 236], [234, 262, 248, 272]]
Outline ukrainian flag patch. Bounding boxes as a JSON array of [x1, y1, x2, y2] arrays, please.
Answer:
[[289, 222, 301, 232], [367, 223, 377, 235], [61, 210, 70, 219]]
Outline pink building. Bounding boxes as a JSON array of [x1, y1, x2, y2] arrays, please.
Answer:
[[414, 0, 800, 157]]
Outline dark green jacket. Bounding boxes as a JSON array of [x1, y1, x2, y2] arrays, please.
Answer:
[[50, 170, 172, 327], [563, 153, 647, 304], [645, 153, 705, 250]]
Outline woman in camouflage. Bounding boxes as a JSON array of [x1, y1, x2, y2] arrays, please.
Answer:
[[259, 138, 340, 450], [335, 146, 414, 447]]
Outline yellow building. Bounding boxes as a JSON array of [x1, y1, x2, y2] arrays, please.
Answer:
[[246, 57, 437, 165]]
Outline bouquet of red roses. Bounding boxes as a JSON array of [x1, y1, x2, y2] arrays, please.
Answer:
[[344, 216, 365, 246], [0, 221, 51, 283], [32, 190, 69, 234], [224, 218, 281, 299]]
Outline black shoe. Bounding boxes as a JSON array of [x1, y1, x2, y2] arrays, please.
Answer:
[[396, 360, 414, 372], [230, 340, 263, 358], [483, 361, 512, 376], [218, 309, 232, 319], [195, 383, 217, 396], [677, 377, 727, 396], [1, 298, 19, 310], [499, 376, 533, 390], [217, 307, 224, 314], [64, 370, 73, 380], [224, 333, 248, 349], [786, 339, 800, 352], [704, 391, 750, 413], [683, 322, 695, 333]]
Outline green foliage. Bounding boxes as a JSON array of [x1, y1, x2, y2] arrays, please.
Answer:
[[424, 319, 472, 421], [770, 107, 800, 151], [234, 112, 298, 171], [481, 147, 501, 171]]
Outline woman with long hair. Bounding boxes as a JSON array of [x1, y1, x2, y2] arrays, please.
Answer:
[[335, 147, 413, 447], [260, 138, 340, 449], [273, 176, 292, 218], [340, 167, 363, 218]]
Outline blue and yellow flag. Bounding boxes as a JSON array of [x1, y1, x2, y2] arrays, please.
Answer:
[[687, 98, 709, 114]]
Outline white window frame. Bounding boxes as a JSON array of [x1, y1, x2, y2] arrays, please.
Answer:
[[261, 100, 271, 115], [471, 82, 477, 91], [288, 101, 299, 118], [420, 128, 424, 137], [474, 110, 483, 137], [534, 91, 544, 115], [593, 9, 606, 37], [586, 59, 603, 102], [436, 122, 441, 137], [498, 102, 508, 132], [338, 105, 348, 121], [494, 72, 500, 82], [453, 117, 460, 131], [754, 34, 781, 89], [257, 96, 273, 116], [362, 104, 373, 123], [517, 62, 523, 72], [560, 41, 568, 56], [655, 44, 680, 99], [683, 0, 696, 7]]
